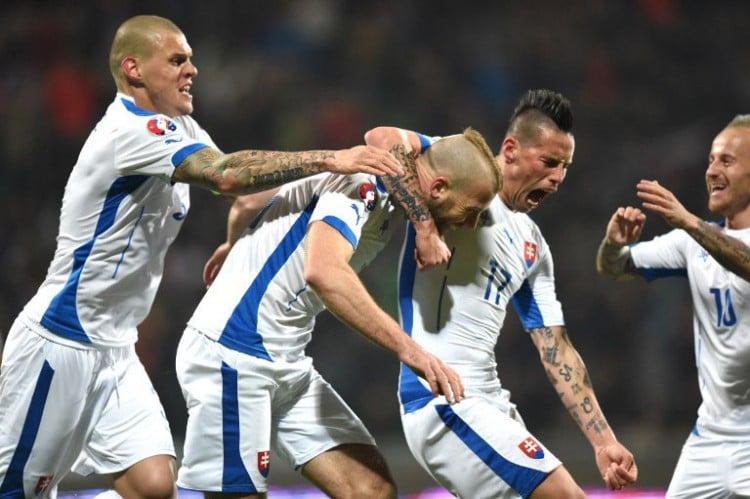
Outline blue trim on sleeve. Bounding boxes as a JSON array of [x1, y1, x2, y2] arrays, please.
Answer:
[[510, 279, 545, 330], [172, 143, 210, 167], [322, 215, 357, 250], [416, 133, 433, 154], [435, 404, 548, 498], [636, 267, 688, 282], [41, 175, 149, 343]]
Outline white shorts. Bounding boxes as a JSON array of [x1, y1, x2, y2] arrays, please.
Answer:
[[401, 394, 561, 499], [175, 327, 376, 494], [71, 349, 175, 476], [667, 430, 750, 498], [0, 319, 120, 497]]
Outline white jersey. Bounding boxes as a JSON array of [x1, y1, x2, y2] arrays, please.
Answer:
[[630, 225, 750, 437], [186, 173, 396, 362], [398, 195, 564, 413], [20, 93, 216, 348]]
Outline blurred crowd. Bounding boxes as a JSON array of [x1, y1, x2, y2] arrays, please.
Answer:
[[2, 0, 748, 486]]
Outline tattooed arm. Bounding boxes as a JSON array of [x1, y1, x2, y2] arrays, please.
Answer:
[[529, 325, 638, 490], [364, 126, 451, 269], [636, 179, 750, 281], [172, 144, 404, 195]]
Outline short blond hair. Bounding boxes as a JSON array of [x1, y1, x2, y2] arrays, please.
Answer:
[[424, 127, 501, 194], [109, 15, 183, 89]]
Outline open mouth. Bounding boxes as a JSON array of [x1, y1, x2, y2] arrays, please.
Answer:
[[527, 189, 547, 207]]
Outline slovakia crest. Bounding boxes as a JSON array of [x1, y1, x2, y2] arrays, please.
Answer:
[[257, 450, 271, 477], [358, 182, 379, 211], [146, 116, 177, 136], [35, 476, 54, 494], [518, 436, 544, 459], [523, 241, 537, 268]]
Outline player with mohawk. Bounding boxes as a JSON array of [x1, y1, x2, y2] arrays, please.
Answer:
[[366, 89, 638, 498]]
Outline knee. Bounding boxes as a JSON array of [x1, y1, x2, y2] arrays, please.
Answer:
[[348, 476, 397, 499], [114, 456, 176, 499]]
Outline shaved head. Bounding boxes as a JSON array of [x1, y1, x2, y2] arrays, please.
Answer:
[[109, 15, 183, 89], [425, 127, 501, 194]]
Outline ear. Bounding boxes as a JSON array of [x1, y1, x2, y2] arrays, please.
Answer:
[[501, 136, 517, 164], [121, 56, 142, 85], [429, 176, 449, 200]]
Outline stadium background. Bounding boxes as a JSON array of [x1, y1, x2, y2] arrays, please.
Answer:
[[0, 0, 746, 496]]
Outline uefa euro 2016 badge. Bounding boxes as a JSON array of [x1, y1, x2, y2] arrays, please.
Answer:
[[146, 116, 177, 136], [358, 182, 379, 211]]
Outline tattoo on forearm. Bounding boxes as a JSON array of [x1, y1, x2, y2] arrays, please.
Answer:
[[558, 364, 573, 382], [380, 144, 431, 222], [580, 396, 594, 414], [179, 148, 337, 193], [691, 220, 750, 278]]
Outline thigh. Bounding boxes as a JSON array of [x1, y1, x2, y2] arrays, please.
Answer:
[[0, 321, 113, 497], [667, 432, 728, 498], [402, 396, 561, 499], [176, 329, 274, 494], [273, 367, 376, 470], [302, 444, 395, 499], [73, 348, 175, 478]]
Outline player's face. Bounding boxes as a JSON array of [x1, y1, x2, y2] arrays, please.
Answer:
[[706, 127, 750, 218], [500, 126, 574, 213], [140, 30, 197, 117], [431, 178, 495, 234]]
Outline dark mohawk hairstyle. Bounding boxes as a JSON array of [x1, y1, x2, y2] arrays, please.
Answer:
[[509, 89, 573, 133]]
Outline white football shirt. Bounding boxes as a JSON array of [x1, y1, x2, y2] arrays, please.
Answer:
[[631, 225, 750, 436], [21, 93, 216, 348], [398, 196, 565, 413]]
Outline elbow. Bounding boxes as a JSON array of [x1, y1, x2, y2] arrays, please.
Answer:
[[303, 264, 328, 295], [364, 127, 397, 148]]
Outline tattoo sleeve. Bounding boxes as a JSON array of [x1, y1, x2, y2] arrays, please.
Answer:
[[173, 147, 337, 194], [530, 326, 610, 439], [379, 144, 432, 223], [687, 220, 750, 281]]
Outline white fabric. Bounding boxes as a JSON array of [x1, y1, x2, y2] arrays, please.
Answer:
[[397, 195, 565, 497]]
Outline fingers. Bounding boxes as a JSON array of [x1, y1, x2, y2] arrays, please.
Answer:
[[360, 146, 404, 176], [424, 362, 465, 404]]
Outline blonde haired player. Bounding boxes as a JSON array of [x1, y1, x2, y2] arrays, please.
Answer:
[[597, 115, 750, 498]]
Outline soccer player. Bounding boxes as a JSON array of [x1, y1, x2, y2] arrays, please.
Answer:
[[367, 89, 638, 498], [0, 14, 406, 499], [176, 128, 500, 497], [596, 115, 750, 497]]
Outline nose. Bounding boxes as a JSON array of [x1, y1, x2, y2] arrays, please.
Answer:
[[186, 60, 198, 77]]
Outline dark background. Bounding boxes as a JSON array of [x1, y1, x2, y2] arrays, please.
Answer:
[[1, 0, 745, 491]]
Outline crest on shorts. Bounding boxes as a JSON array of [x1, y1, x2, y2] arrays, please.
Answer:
[[518, 436, 544, 459], [359, 182, 379, 211], [35, 475, 54, 494], [146, 116, 177, 136], [523, 241, 537, 268], [258, 450, 271, 477]]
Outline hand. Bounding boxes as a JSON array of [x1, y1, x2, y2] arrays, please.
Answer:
[[413, 220, 451, 270], [330, 145, 404, 177], [399, 346, 465, 403], [595, 443, 638, 491], [636, 179, 698, 230], [605, 206, 646, 246], [203, 242, 232, 288]]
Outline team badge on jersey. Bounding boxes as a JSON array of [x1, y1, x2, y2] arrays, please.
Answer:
[[146, 116, 177, 136], [258, 450, 271, 477], [518, 436, 544, 459], [523, 241, 537, 268], [359, 182, 379, 211]]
